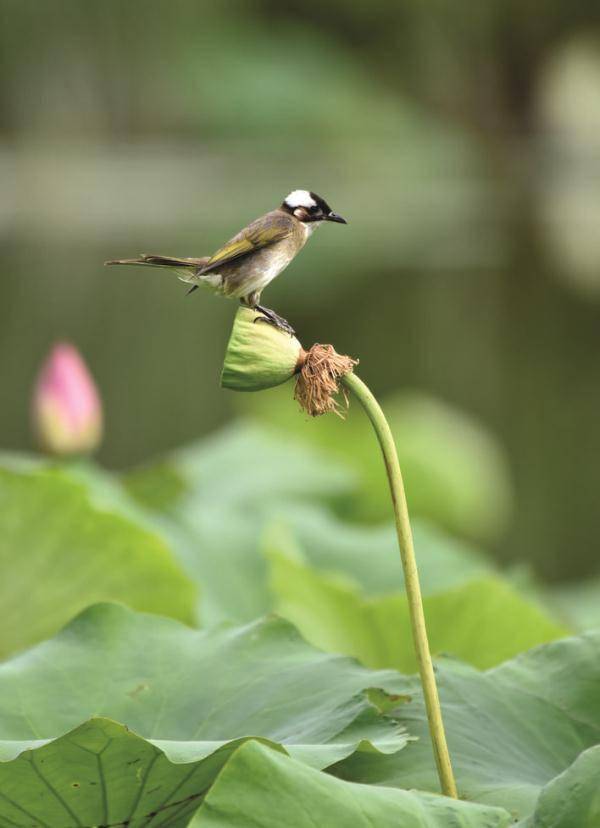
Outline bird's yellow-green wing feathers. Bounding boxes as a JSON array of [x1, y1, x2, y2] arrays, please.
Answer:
[[200, 214, 292, 274]]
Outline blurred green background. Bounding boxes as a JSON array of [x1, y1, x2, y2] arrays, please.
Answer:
[[1, 0, 600, 582]]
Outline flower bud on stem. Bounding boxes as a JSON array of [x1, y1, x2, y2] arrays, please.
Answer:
[[221, 307, 457, 798], [32, 342, 103, 457]]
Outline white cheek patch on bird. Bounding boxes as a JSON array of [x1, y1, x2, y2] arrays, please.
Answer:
[[285, 189, 317, 209]]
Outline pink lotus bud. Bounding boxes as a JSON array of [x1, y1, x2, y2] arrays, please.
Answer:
[[32, 343, 103, 456]]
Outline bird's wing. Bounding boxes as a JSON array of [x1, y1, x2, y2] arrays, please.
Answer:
[[200, 213, 293, 274]]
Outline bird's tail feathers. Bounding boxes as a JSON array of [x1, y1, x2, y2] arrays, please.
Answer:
[[104, 254, 207, 270]]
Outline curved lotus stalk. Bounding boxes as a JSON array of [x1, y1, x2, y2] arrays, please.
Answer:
[[220, 308, 457, 798]]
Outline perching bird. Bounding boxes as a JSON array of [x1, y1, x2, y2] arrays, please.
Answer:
[[105, 190, 346, 334]]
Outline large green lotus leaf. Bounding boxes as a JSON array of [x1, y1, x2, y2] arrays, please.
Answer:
[[190, 740, 512, 828], [0, 464, 196, 658], [0, 718, 265, 827], [267, 540, 567, 672], [0, 724, 512, 828], [335, 632, 600, 819], [237, 388, 512, 542], [519, 744, 600, 827], [0, 604, 408, 772], [125, 421, 355, 514]]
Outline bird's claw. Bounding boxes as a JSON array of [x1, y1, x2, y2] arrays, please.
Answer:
[[253, 307, 295, 336]]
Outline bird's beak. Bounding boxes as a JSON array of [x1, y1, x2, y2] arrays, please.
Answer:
[[326, 211, 347, 224]]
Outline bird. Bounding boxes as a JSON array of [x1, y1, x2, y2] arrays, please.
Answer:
[[105, 190, 347, 334]]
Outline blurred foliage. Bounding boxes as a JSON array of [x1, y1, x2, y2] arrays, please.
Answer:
[[264, 505, 491, 595], [268, 544, 566, 672], [125, 422, 354, 624], [120, 419, 565, 671], [237, 387, 512, 542], [548, 578, 600, 630], [0, 461, 195, 658], [1, 0, 600, 584]]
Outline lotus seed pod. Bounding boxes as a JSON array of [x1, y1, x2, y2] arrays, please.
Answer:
[[32, 342, 103, 456], [221, 307, 304, 392]]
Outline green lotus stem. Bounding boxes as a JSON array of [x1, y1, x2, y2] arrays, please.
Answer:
[[341, 371, 457, 799], [220, 309, 457, 796]]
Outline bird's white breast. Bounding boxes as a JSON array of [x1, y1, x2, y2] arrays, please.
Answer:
[[211, 242, 295, 299], [244, 246, 292, 294]]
